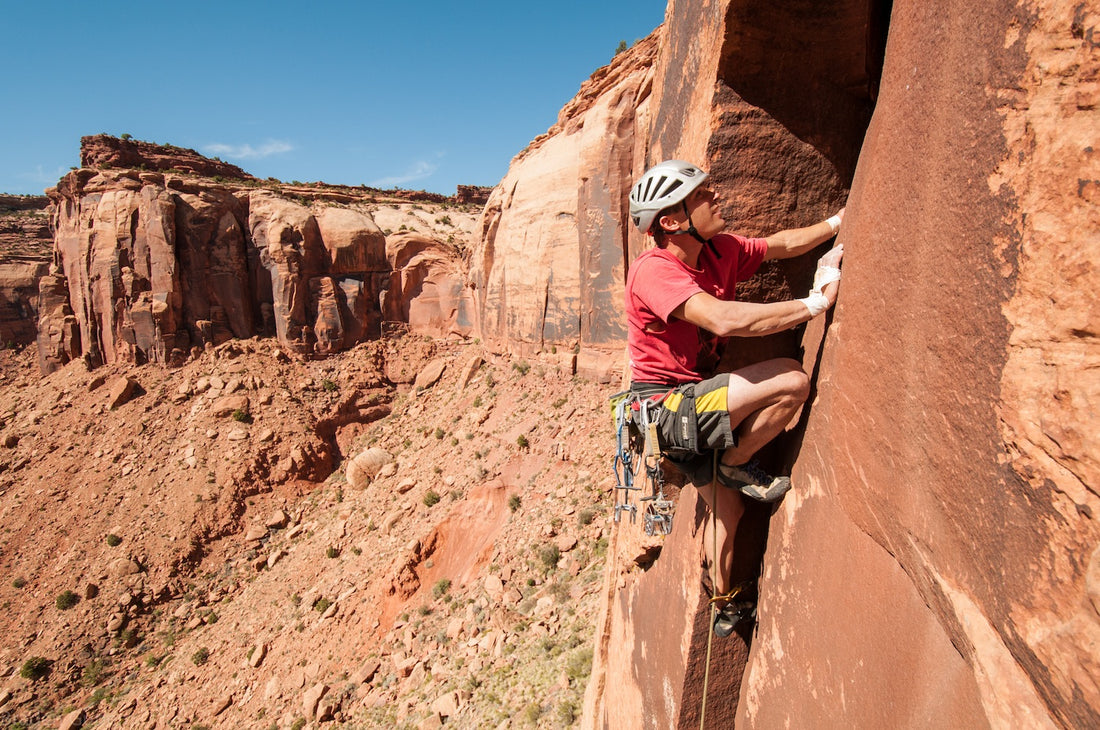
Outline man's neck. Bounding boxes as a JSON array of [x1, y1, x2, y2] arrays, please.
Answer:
[[665, 237, 703, 268]]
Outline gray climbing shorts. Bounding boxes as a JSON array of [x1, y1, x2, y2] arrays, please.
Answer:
[[631, 373, 736, 459]]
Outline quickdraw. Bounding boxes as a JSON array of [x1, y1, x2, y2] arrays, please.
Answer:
[[609, 391, 674, 536]]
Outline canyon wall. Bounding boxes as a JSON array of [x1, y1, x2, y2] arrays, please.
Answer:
[[742, 0, 1100, 727], [0, 195, 52, 346], [474, 0, 1100, 727], [37, 147, 476, 373], [470, 32, 660, 378]]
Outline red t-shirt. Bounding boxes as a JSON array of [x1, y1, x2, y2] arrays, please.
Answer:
[[625, 233, 768, 384]]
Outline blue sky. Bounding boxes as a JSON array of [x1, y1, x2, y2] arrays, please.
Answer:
[[0, 1, 667, 196]]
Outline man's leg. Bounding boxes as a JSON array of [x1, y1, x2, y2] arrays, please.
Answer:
[[720, 357, 810, 467], [695, 477, 745, 597]]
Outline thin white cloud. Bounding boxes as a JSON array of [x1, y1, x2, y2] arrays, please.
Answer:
[[202, 140, 294, 160], [370, 160, 438, 188], [19, 165, 71, 185]]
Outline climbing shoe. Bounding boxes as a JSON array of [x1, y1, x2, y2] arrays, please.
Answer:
[[717, 461, 791, 502], [712, 600, 757, 638]]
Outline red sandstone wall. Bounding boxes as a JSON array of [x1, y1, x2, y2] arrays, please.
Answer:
[[584, 0, 1099, 727]]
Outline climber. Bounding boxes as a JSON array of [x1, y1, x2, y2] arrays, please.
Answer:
[[624, 159, 843, 630]]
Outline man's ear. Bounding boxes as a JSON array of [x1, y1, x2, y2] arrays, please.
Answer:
[[656, 211, 682, 234]]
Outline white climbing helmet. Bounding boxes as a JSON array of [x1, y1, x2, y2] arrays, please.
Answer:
[[628, 160, 708, 234]]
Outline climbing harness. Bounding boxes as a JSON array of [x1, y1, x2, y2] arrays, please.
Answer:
[[609, 391, 675, 536]]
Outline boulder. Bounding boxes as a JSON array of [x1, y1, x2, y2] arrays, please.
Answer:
[[345, 447, 394, 489], [413, 358, 446, 390]]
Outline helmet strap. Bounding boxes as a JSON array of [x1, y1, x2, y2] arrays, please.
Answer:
[[663, 201, 720, 258]]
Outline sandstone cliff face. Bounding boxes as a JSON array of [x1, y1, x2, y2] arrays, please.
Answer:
[[471, 32, 660, 373], [38, 143, 476, 373], [568, 0, 1098, 728], [0, 195, 52, 345]]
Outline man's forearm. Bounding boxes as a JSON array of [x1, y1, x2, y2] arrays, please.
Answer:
[[680, 297, 814, 338], [764, 215, 842, 260]]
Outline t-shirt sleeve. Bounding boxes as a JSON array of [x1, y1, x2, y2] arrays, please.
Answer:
[[634, 255, 702, 323], [734, 236, 768, 282]]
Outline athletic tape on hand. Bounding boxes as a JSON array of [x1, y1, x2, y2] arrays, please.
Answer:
[[826, 214, 842, 233], [800, 292, 830, 317], [812, 265, 841, 294]]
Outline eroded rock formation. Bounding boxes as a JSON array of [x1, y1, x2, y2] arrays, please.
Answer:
[[0, 195, 52, 345], [471, 31, 660, 375], [37, 140, 476, 373]]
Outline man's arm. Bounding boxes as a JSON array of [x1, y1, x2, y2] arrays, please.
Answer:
[[675, 243, 844, 337], [675, 295, 816, 338], [763, 208, 844, 261]]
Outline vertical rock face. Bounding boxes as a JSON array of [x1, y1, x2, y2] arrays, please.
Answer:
[[744, 1, 1100, 728], [471, 32, 660, 360], [576, 0, 1099, 728], [38, 162, 463, 371], [383, 232, 475, 338], [0, 261, 49, 345]]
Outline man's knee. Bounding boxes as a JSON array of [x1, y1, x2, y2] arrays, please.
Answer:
[[774, 360, 810, 404], [724, 358, 810, 421]]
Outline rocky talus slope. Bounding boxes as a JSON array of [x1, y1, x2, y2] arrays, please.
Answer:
[[0, 335, 613, 728]]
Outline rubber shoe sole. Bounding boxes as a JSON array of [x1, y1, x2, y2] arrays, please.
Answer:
[[716, 463, 792, 503]]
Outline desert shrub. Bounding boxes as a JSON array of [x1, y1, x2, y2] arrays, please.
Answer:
[[516, 435, 529, 449], [231, 409, 252, 423], [557, 699, 579, 725], [508, 495, 522, 512], [523, 702, 542, 725], [56, 590, 79, 610], [432, 578, 451, 599], [577, 508, 596, 526], [106, 533, 122, 546], [539, 543, 561, 570], [565, 647, 593, 679], [191, 647, 210, 665], [321, 378, 338, 392], [20, 656, 50, 680], [313, 597, 331, 613], [424, 490, 441, 507]]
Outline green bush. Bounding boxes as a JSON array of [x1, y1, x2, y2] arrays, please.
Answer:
[[231, 409, 252, 423], [321, 379, 337, 392], [191, 647, 210, 665], [516, 434, 529, 449], [565, 647, 593, 679], [56, 590, 79, 610], [539, 543, 561, 570], [20, 656, 50, 680], [432, 578, 452, 599], [424, 490, 441, 507], [508, 495, 522, 512], [313, 597, 331, 613], [106, 533, 122, 546]]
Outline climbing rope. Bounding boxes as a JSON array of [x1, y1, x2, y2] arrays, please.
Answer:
[[699, 456, 719, 730]]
